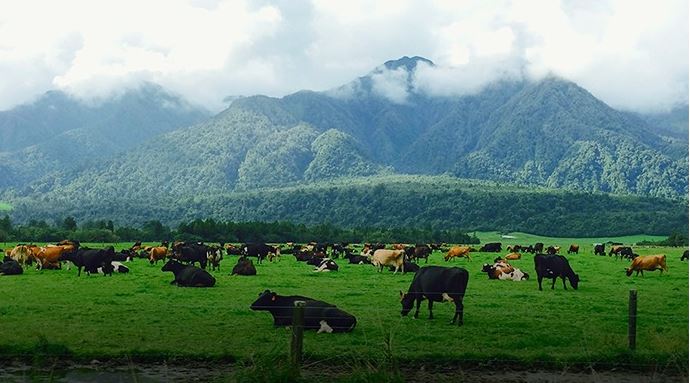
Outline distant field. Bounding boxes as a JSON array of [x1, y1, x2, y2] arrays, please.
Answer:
[[0, 234, 687, 370]]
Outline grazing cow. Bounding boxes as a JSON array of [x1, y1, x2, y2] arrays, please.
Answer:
[[479, 242, 502, 252], [534, 254, 580, 291], [172, 243, 208, 269], [399, 266, 469, 326], [231, 257, 257, 276], [610, 246, 635, 260], [314, 258, 339, 272], [626, 255, 668, 277], [681, 250, 689, 261], [70, 247, 116, 276], [567, 244, 579, 254], [444, 246, 471, 262], [0, 256, 23, 275], [243, 243, 280, 264], [371, 249, 406, 274], [594, 244, 605, 256], [161, 259, 216, 287], [225, 244, 243, 256], [250, 290, 356, 333], [505, 252, 521, 260], [389, 261, 419, 274]]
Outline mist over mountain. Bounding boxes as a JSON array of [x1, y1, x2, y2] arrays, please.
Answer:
[[0, 56, 686, 232]]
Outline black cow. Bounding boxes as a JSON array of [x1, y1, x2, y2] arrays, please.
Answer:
[[681, 250, 689, 261], [62, 247, 115, 276], [534, 243, 544, 253], [161, 259, 215, 287], [295, 252, 315, 262], [98, 261, 129, 274], [389, 261, 419, 274], [399, 266, 469, 326], [243, 243, 279, 264], [231, 257, 256, 276], [616, 246, 635, 260], [534, 254, 580, 291], [250, 290, 356, 333], [593, 244, 605, 256], [0, 256, 23, 275], [412, 245, 431, 263], [172, 243, 208, 269], [479, 242, 501, 252], [345, 253, 371, 264]]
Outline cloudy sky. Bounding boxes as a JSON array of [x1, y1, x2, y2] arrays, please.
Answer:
[[0, 0, 687, 112]]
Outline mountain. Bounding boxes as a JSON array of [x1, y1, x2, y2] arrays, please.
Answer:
[[0, 83, 210, 189], [0, 56, 687, 233]]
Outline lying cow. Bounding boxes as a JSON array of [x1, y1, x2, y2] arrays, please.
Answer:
[[314, 258, 339, 272], [534, 254, 579, 291], [400, 266, 469, 326], [161, 259, 216, 287], [98, 261, 129, 274], [0, 256, 23, 275], [626, 255, 668, 277], [371, 249, 406, 274], [682, 250, 689, 261], [389, 261, 419, 274], [481, 261, 528, 281], [479, 242, 502, 252], [505, 252, 521, 260], [345, 253, 371, 264], [250, 290, 356, 333], [232, 257, 257, 276]]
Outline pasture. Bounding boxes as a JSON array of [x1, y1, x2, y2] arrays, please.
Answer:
[[0, 233, 687, 371]]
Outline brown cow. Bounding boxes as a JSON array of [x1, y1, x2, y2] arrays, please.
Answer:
[[371, 249, 406, 274], [10, 245, 37, 265], [567, 244, 579, 254], [444, 246, 471, 261], [626, 255, 668, 277], [149, 246, 169, 265], [505, 252, 521, 260], [35, 245, 72, 270]]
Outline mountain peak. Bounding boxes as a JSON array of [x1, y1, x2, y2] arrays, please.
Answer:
[[382, 56, 434, 71]]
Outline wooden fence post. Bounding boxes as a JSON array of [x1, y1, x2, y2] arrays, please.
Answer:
[[628, 289, 637, 351], [290, 300, 306, 367]]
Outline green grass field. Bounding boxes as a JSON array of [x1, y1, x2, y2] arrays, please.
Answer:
[[0, 233, 687, 370]]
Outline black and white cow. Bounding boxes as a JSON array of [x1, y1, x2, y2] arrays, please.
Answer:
[[314, 258, 339, 272], [250, 290, 356, 333], [400, 266, 469, 326]]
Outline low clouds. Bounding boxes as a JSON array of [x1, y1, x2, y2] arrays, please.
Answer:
[[0, 0, 686, 112]]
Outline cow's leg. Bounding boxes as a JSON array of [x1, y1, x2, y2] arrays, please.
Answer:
[[562, 276, 567, 290], [537, 275, 543, 291], [427, 300, 434, 320], [453, 301, 464, 326], [413, 298, 421, 319], [551, 277, 556, 290], [425, 256, 428, 264]]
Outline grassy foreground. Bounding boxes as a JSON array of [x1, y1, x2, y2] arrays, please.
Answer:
[[0, 233, 687, 370]]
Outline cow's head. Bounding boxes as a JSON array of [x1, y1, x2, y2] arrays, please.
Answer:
[[569, 274, 580, 289], [399, 291, 414, 316], [481, 264, 493, 273], [161, 259, 181, 272], [250, 290, 277, 311], [625, 268, 634, 277]]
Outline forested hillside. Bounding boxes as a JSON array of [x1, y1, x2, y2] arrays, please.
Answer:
[[5, 175, 687, 237]]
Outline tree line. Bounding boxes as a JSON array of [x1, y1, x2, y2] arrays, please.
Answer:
[[0, 215, 480, 245]]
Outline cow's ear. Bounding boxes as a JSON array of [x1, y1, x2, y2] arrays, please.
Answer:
[[399, 290, 404, 298]]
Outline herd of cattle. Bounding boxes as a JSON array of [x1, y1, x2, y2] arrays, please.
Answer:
[[0, 239, 683, 332]]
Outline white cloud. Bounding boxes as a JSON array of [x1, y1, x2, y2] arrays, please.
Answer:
[[0, 0, 685, 112]]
